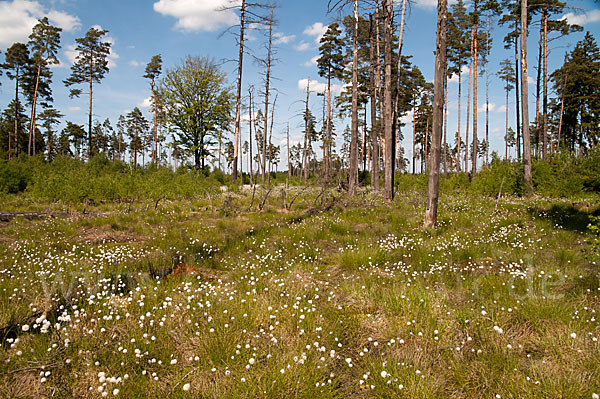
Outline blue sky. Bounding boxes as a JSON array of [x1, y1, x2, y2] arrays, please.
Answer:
[[0, 0, 599, 170]]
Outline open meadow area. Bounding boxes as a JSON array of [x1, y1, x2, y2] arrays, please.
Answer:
[[0, 163, 599, 398]]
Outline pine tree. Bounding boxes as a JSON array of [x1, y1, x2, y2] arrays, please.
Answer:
[[1, 100, 29, 159], [38, 108, 62, 161], [64, 27, 111, 159], [2, 43, 29, 159], [126, 107, 148, 168], [144, 54, 162, 165], [551, 32, 600, 151], [317, 22, 345, 178], [63, 121, 86, 159], [497, 58, 516, 160], [26, 17, 61, 156], [447, 0, 471, 172]]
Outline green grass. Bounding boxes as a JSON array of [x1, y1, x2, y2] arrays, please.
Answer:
[[0, 186, 599, 398]]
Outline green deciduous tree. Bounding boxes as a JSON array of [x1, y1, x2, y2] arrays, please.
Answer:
[[160, 56, 234, 170]]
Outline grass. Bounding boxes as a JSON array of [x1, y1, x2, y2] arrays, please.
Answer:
[[0, 186, 599, 398]]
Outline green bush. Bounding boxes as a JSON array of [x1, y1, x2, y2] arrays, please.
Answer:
[[0, 161, 32, 193]]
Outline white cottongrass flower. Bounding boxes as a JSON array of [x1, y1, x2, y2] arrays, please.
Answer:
[[182, 383, 191, 391]]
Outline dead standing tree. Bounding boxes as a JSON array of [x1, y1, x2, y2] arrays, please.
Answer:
[[220, 0, 271, 184]]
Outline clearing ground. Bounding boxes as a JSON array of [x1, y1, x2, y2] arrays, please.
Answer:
[[0, 188, 598, 398]]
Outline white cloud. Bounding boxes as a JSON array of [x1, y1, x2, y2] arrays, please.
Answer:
[[401, 109, 413, 125], [129, 60, 142, 67], [477, 102, 504, 113], [303, 22, 327, 44], [412, 0, 458, 9], [67, 106, 80, 111], [303, 55, 319, 67], [448, 65, 469, 83], [413, 0, 437, 8], [297, 78, 343, 96], [47, 9, 80, 31], [0, 0, 79, 48], [496, 105, 507, 113], [240, 111, 258, 123], [153, 0, 240, 32], [273, 32, 295, 45], [295, 41, 310, 51], [138, 97, 153, 108], [561, 9, 600, 26], [527, 75, 535, 85]]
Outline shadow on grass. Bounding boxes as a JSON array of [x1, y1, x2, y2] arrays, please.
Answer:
[[529, 203, 600, 232]]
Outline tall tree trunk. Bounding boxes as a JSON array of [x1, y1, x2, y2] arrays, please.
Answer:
[[535, 18, 543, 157], [29, 63, 42, 156], [471, 0, 478, 176], [542, 8, 548, 157], [12, 67, 20, 160], [505, 81, 509, 160], [485, 14, 490, 167], [268, 94, 277, 184], [349, 0, 360, 196], [558, 60, 567, 152], [383, 0, 394, 201], [303, 78, 310, 184], [88, 58, 93, 159], [465, 30, 474, 173], [457, 58, 462, 172], [391, 0, 407, 185], [425, 0, 447, 228], [369, 13, 380, 191], [232, 0, 246, 184], [152, 83, 158, 164], [514, 36, 521, 160], [326, 73, 332, 178], [376, 1, 384, 181], [521, 0, 533, 195], [412, 100, 416, 174], [443, 77, 448, 174], [287, 122, 291, 182], [263, 8, 273, 184], [249, 87, 254, 186]]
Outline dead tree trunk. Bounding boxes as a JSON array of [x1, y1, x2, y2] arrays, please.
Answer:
[[303, 78, 310, 184], [232, 0, 246, 184], [262, 8, 274, 184]]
